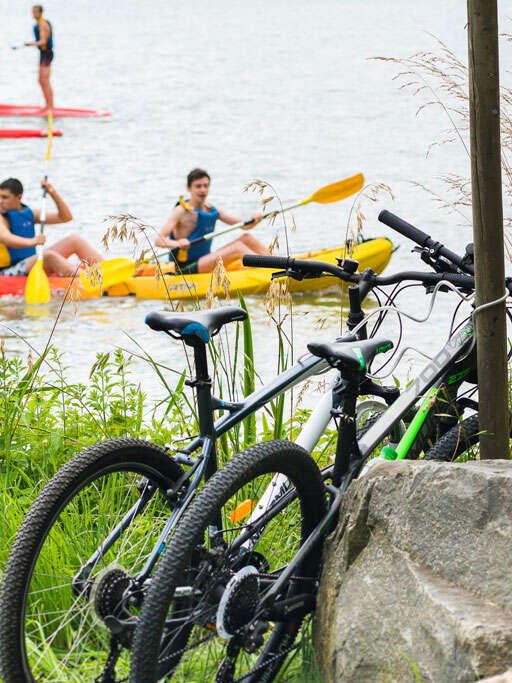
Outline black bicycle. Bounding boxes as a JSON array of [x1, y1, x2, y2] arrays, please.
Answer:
[[128, 211, 512, 682]]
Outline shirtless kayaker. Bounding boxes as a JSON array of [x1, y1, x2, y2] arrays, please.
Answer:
[[155, 168, 269, 274], [0, 178, 102, 277], [24, 5, 54, 112]]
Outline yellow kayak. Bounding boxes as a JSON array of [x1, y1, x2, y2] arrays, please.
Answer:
[[106, 237, 393, 300]]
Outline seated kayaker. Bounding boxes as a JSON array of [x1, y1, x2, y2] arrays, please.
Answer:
[[0, 177, 103, 277], [155, 168, 269, 274]]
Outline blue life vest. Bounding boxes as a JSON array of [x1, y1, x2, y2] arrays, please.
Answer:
[[34, 20, 53, 51], [171, 203, 219, 264], [3, 205, 36, 265]]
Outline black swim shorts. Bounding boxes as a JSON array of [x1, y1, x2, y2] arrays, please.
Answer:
[[40, 49, 54, 67], [176, 260, 199, 275]]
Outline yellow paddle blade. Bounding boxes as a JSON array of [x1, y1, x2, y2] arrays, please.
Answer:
[[25, 259, 51, 304], [230, 499, 255, 523], [80, 258, 136, 293], [304, 173, 364, 205]]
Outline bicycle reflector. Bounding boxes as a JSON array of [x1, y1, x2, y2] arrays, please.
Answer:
[[230, 499, 255, 523]]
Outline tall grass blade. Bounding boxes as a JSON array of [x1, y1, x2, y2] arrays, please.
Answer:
[[238, 292, 256, 447]]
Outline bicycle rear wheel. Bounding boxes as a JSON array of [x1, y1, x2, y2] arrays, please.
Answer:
[[0, 438, 183, 683], [130, 440, 327, 682], [424, 413, 482, 461]]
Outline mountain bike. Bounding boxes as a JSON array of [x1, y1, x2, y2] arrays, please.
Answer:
[[128, 211, 512, 682]]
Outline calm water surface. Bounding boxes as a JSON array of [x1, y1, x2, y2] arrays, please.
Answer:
[[1, 1, 510, 402]]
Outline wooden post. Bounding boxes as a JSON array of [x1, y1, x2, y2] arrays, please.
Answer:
[[467, 0, 510, 459]]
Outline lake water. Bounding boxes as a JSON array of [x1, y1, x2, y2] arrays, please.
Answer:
[[1, 1, 510, 404]]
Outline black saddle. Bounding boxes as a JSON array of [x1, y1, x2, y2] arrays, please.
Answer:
[[307, 338, 393, 372], [145, 307, 248, 343]]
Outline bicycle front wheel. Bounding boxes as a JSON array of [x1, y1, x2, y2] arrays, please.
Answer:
[[130, 440, 327, 682], [0, 438, 183, 683]]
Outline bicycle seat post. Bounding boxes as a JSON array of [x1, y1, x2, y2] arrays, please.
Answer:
[[184, 338, 215, 441]]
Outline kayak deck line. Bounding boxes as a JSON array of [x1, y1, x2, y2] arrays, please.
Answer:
[[0, 129, 63, 138], [0, 104, 111, 118], [0, 238, 393, 302]]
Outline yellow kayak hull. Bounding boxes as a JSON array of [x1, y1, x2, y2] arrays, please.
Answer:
[[106, 238, 393, 301]]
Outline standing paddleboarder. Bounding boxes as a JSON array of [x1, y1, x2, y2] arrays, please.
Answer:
[[24, 5, 54, 113]]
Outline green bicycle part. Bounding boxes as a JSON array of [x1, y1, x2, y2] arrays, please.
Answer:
[[380, 446, 398, 460], [353, 347, 365, 370], [447, 367, 471, 385], [390, 386, 440, 460], [353, 342, 392, 372]]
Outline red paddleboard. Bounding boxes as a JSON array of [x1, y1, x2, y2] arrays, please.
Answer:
[[0, 129, 63, 138], [0, 104, 111, 118]]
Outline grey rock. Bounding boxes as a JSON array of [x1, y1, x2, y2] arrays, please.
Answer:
[[314, 460, 512, 682]]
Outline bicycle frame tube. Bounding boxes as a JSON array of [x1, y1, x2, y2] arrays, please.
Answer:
[[181, 352, 331, 455]]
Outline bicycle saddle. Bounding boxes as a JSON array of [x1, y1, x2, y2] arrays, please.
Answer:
[[145, 307, 248, 343], [307, 338, 393, 372]]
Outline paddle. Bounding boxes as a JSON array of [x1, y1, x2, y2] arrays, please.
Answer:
[[150, 173, 365, 263], [25, 112, 53, 304]]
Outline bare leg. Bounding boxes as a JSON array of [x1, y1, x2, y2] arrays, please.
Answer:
[[49, 234, 103, 265], [39, 64, 54, 111], [197, 234, 269, 273], [25, 236, 103, 277], [237, 232, 269, 255]]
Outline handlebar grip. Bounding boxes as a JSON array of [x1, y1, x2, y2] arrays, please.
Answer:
[[378, 210, 431, 247], [243, 255, 294, 269]]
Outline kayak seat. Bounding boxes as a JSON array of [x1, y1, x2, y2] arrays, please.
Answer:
[[145, 307, 248, 343], [307, 338, 393, 373]]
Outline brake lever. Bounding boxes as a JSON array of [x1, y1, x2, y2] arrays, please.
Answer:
[[271, 269, 302, 281], [413, 246, 459, 275], [270, 269, 325, 281]]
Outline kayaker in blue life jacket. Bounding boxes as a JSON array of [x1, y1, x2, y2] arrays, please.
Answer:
[[24, 5, 54, 112], [155, 168, 269, 274], [0, 178, 103, 277]]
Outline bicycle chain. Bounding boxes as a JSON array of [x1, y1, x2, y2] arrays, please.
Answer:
[[233, 641, 300, 682]]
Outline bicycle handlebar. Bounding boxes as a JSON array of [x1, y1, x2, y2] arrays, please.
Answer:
[[378, 210, 474, 275], [243, 254, 337, 277], [242, 254, 476, 291]]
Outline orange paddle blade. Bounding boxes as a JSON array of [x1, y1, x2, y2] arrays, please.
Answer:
[[304, 173, 364, 205]]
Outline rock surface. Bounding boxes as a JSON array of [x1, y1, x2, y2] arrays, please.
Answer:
[[314, 460, 512, 682]]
